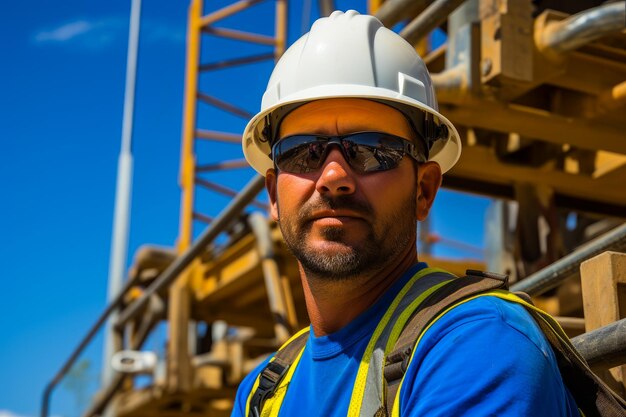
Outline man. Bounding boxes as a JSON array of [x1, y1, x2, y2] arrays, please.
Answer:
[[232, 10, 580, 417]]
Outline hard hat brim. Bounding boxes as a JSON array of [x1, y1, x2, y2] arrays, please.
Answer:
[[242, 84, 461, 176]]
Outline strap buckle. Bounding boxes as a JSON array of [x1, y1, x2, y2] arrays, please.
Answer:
[[250, 360, 289, 417]]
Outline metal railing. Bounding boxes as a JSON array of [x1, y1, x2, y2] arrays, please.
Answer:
[[41, 175, 264, 417], [511, 223, 626, 296]]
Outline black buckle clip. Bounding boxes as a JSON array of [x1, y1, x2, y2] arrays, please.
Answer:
[[251, 361, 289, 417]]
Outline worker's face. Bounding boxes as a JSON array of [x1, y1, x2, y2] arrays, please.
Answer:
[[266, 99, 441, 280]]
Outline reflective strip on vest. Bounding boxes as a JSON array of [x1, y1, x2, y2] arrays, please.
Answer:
[[347, 268, 454, 417], [245, 327, 310, 417], [390, 290, 569, 417], [262, 346, 307, 417], [246, 267, 456, 417]]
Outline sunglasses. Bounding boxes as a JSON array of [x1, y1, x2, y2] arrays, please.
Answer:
[[271, 131, 427, 174]]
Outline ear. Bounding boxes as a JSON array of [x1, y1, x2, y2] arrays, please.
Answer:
[[265, 168, 279, 221], [416, 162, 442, 221]]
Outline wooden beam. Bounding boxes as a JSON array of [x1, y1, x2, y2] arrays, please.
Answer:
[[580, 251, 626, 396]]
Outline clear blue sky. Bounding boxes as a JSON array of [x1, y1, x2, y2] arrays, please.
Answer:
[[0, 1, 490, 416]]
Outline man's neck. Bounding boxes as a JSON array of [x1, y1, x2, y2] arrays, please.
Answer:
[[300, 242, 418, 336]]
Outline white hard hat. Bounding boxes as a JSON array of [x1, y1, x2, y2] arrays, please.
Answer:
[[242, 10, 461, 175]]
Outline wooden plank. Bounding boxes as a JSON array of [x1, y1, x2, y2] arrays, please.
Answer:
[[580, 251, 626, 396]]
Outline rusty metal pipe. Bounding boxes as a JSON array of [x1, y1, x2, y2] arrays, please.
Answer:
[[399, 0, 468, 46], [572, 318, 626, 370], [538, 2, 626, 54], [511, 223, 626, 296]]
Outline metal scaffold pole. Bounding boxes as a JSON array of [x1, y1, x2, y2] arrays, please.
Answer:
[[102, 0, 142, 406]]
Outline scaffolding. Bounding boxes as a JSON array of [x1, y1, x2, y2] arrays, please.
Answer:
[[43, 1, 626, 416]]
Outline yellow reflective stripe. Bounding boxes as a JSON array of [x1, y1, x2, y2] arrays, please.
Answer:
[[391, 290, 571, 417], [486, 291, 585, 363], [346, 267, 451, 417], [244, 374, 261, 417], [262, 346, 307, 417], [383, 279, 454, 359], [244, 326, 310, 417]]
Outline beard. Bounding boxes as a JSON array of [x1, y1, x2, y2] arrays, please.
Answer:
[[276, 188, 417, 281]]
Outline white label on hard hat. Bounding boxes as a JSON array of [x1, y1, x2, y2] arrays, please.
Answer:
[[398, 73, 427, 104]]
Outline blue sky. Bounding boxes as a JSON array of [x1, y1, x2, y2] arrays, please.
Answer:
[[0, 1, 490, 416]]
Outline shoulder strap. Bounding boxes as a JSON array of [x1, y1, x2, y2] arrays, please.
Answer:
[[383, 270, 509, 414], [248, 330, 310, 417], [384, 271, 626, 417], [517, 301, 626, 417]]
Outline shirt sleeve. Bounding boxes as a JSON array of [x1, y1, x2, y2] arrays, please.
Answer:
[[398, 296, 580, 417]]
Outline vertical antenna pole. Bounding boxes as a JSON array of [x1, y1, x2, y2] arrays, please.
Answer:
[[103, 0, 142, 400]]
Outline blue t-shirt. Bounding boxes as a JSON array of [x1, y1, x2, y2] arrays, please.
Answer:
[[232, 263, 581, 416]]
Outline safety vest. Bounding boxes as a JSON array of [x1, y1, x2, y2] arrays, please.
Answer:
[[245, 268, 626, 417]]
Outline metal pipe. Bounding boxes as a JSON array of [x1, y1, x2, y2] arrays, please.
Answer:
[[572, 318, 626, 370], [103, 0, 142, 395], [374, 0, 430, 28], [538, 2, 626, 54], [115, 174, 266, 329], [511, 223, 626, 296], [41, 275, 140, 417], [431, 63, 468, 104], [399, 0, 467, 46]]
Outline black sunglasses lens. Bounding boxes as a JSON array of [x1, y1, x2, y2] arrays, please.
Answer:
[[342, 133, 405, 173], [274, 136, 325, 173], [273, 133, 408, 174]]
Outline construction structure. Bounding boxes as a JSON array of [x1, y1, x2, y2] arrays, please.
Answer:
[[43, 0, 626, 416]]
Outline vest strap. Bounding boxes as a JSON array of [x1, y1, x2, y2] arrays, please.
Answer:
[[248, 330, 309, 417], [384, 271, 509, 414]]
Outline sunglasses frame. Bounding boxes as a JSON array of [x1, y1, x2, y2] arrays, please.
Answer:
[[270, 131, 427, 174]]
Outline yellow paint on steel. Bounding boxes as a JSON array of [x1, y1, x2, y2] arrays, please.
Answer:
[[177, 0, 202, 253], [199, 0, 266, 28], [275, 0, 287, 59], [368, 0, 383, 14]]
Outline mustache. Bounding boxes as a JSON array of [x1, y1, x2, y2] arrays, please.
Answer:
[[297, 194, 373, 222]]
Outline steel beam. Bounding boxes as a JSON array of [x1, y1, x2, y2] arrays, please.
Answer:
[[438, 99, 626, 155]]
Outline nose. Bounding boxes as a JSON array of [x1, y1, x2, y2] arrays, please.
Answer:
[[315, 147, 357, 196]]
